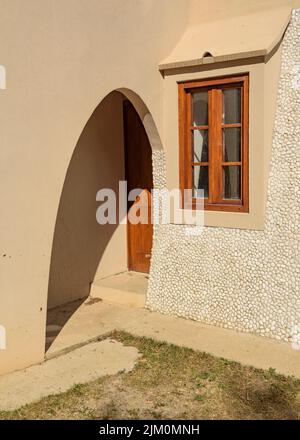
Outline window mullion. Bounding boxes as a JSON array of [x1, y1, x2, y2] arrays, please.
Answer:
[[209, 89, 223, 203], [186, 92, 193, 196]]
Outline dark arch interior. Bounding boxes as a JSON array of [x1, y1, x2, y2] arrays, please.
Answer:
[[46, 91, 129, 351], [45, 89, 163, 353]]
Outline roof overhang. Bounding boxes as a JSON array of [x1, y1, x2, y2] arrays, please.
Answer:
[[159, 7, 291, 73]]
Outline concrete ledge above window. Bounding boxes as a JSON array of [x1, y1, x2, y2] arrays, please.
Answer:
[[159, 7, 291, 74]]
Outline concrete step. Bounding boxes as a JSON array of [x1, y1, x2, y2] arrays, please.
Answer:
[[90, 271, 147, 309]]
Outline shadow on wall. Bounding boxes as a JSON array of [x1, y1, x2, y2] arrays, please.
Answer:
[[47, 91, 127, 319]]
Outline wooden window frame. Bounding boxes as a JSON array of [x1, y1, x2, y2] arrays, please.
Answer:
[[178, 74, 249, 213]]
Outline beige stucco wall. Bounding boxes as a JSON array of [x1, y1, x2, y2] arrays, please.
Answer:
[[0, 0, 188, 375], [0, 0, 299, 376], [188, 0, 300, 23]]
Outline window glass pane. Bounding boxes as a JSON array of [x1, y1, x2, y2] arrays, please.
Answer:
[[223, 166, 241, 199], [193, 166, 208, 198], [193, 92, 208, 126], [223, 88, 241, 124], [194, 129, 208, 162], [223, 128, 241, 162]]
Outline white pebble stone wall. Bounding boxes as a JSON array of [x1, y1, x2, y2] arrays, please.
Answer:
[[146, 9, 300, 342]]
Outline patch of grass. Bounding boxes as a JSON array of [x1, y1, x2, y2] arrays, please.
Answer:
[[71, 383, 86, 395], [1, 331, 300, 420], [194, 395, 205, 402]]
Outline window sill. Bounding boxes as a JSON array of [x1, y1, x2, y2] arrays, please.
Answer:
[[183, 199, 249, 213]]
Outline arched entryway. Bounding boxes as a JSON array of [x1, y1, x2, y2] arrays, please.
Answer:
[[45, 89, 163, 353]]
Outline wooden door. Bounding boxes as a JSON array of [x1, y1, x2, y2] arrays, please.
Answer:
[[123, 100, 153, 273]]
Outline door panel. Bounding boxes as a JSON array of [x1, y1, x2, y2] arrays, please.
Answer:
[[123, 100, 153, 273]]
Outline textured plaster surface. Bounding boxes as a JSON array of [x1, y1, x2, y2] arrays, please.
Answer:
[[147, 10, 300, 343]]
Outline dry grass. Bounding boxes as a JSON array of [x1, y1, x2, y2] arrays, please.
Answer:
[[1, 331, 300, 420]]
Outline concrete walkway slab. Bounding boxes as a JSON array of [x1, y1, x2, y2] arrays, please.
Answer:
[[0, 339, 140, 411], [90, 271, 148, 308], [46, 299, 300, 378]]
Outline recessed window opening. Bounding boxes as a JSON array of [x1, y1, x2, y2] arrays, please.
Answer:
[[178, 74, 249, 212]]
